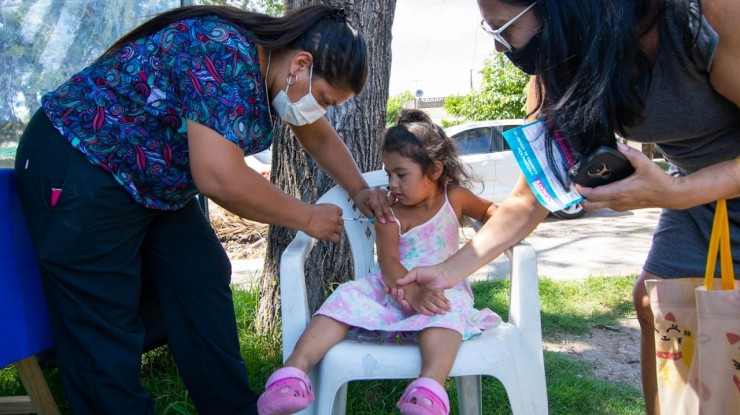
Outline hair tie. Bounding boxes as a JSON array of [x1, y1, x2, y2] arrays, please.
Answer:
[[328, 8, 348, 22]]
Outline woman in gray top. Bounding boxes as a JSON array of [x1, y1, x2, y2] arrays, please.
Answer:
[[392, 1, 739, 414]]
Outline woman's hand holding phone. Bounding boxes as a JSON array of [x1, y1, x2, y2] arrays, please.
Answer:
[[569, 145, 634, 187], [575, 143, 680, 211]]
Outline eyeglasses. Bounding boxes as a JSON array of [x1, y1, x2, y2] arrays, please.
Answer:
[[479, 2, 537, 52]]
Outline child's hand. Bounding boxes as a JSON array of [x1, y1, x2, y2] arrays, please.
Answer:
[[408, 288, 451, 316], [385, 285, 411, 311]]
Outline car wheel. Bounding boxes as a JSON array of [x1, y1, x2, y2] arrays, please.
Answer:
[[551, 203, 586, 220]]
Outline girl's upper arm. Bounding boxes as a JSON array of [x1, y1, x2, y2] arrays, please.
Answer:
[[704, 0, 740, 106], [449, 185, 496, 223]]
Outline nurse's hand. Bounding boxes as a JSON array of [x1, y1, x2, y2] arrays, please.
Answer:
[[352, 187, 396, 224], [305, 203, 344, 243]]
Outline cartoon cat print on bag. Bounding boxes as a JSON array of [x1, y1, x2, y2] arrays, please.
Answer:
[[654, 312, 694, 383], [729, 333, 740, 393], [655, 312, 694, 361]]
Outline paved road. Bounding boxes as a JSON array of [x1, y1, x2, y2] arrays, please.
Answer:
[[231, 208, 662, 286], [477, 207, 661, 281]]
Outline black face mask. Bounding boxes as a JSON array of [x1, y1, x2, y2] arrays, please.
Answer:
[[504, 30, 542, 75]]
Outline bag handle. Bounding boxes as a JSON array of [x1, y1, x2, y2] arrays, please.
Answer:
[[704, 199, 735, 290]]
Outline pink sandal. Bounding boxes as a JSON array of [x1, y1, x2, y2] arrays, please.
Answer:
[[257, 367, 314, 415], [396, 377, 450, 415]]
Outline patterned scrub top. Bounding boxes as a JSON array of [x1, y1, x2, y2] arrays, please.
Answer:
[[41, 17, 274, 210]]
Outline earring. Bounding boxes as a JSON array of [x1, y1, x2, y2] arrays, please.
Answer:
[[286, 73, 297, 86]]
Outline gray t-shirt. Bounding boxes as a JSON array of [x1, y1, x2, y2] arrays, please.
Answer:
[[622, 0, 740, 175], [629, 0, 739, 279]]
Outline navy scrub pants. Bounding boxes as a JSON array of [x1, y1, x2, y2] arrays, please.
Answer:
[[14, 110, 258, 415]]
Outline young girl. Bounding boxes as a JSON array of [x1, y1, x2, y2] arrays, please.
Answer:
[[257, 109, 500, 415]]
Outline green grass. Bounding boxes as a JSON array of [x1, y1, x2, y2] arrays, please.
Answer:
[[1, 275, 644, 414], [473, 275, 637, 334]]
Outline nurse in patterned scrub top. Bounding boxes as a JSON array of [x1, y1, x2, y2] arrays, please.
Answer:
[[14, 5, 391, 415]]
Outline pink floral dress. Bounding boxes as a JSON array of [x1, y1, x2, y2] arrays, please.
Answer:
[[315, 192, 501, 343]]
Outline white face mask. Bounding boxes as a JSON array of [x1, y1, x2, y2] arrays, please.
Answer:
[[271, 64, 326, 126]]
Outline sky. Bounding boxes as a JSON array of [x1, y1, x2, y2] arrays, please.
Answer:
[[389, 0, 496, 99]]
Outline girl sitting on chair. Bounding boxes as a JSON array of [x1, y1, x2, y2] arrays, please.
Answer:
[[257, 109, 501, 415]]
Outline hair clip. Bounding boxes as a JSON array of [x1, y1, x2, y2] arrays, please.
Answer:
[[328, 7, 348, 22]]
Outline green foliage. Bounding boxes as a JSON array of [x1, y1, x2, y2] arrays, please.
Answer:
[[198, 0, 285, 15], [443, 54, 530, 123], [473, 275, 637, 335], [537, 275, 637, 334], [140, 346, 194, 414], [385, 90, 414, 126], [250, 0, 285, 15], [543, 352, 644, 415], [439, 118, 462, 129]]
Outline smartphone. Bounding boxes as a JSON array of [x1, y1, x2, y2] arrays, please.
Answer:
[[568, 145, 634, 187]]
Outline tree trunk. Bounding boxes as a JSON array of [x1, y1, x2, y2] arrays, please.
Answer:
[[257, 0, 396, 334]]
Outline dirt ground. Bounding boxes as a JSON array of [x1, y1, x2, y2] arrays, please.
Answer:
[[210, 203, 644, 395], [543, 317, 642, 393], [209, 202, 269, 260]]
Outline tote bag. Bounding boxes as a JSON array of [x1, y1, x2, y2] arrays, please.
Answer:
[[646, 199, 740, 415]]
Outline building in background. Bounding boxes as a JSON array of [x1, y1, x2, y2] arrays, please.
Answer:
[[402, 96, 458, 125]]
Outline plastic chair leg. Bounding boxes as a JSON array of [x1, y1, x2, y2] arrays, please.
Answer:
[[455, 375, 482, 415], [330, 383, 347, 415]]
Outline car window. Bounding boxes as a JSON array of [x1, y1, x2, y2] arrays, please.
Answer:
[[491, 129, 507, 152], [452, 127, 492, 155], [501, 125, 522, 150]]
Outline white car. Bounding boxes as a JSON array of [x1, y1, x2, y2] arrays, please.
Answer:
[[445, 120, 585, 219]]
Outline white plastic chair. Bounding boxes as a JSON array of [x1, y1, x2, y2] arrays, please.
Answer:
[[279, 170, 547, 415]]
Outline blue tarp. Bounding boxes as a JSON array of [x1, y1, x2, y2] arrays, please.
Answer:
[[0, 168, 54, 368]]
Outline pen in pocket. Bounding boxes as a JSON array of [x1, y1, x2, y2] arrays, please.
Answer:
[[50, 188, 62, 206]]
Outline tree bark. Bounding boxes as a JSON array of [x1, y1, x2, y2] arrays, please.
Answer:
[[257, 0, 396, 334]]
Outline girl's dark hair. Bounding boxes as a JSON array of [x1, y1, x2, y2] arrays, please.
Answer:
[[502, 0, 664, 180], [383, 109, 472, 188], [102, 5, 368, 94]]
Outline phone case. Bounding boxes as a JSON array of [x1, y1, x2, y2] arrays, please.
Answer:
[[568, 146, 634, 187]]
